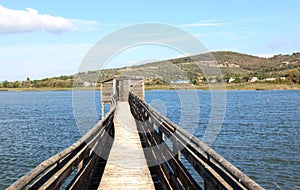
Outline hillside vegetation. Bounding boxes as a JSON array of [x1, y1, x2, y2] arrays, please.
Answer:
[[1, 51, 300, 90]]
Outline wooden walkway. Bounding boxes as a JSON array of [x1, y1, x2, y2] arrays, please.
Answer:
[[98, 102, 155, 189], [8, 77, 263, 190]]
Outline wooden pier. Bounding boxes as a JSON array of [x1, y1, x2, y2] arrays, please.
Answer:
[[8, 76, 263, 190], [99, 102, 155, 189]]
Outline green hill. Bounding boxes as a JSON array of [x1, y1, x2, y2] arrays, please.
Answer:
[[1, 51, 300, 89], [105, 51, 300, 84]]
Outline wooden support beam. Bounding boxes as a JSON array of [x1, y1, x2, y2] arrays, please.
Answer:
[[128, 92, 263, 190]]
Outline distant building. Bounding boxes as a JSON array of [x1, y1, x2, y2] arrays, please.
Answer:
[[249, 77, 258, 82], [208, 78, 217, 83], [83, 82, 91, 87], [83, 82, 97, 87], [228, 77, 235, 83], [198, 77, 205, 83], [265, 78, 276, 82], [279, 61, 290, 67], [171, 80, 190, 84]]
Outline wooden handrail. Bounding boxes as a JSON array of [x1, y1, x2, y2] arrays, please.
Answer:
[[8, 97, 117, 190], [9, 91, 263, 190], [128, 92, 264, 190]]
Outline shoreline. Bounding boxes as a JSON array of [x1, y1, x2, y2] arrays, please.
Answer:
[[147, 83, 300, 90], [0, 83, 299, 92]]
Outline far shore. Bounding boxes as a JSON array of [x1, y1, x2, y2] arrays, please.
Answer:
[[0, 83, 300, 92]]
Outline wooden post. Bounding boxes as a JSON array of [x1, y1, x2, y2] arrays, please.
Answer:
[[113, 78, 117, 96], [101, 102, 105, 119], [142, 79, 145, 100], [77, 160, 83, 172], [173, 142, 181, 161], [100, 82, 104, 119], [159, 129, 164, 143]]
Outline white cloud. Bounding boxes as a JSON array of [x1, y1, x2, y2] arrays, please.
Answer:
[[179, 20, 223, 28], [70, 19, 99, 32], [0, 4, 75, 34]]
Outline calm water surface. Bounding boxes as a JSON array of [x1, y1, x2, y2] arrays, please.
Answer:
[[0, 90, 299, 189]]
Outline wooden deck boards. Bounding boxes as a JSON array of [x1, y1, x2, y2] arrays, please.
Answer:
[[98, 102, 155, 190]]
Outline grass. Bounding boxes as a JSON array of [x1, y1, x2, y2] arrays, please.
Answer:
[[145, 83, 300, 90], [224, 82, 300, 90], [145, 84, 209, 90]]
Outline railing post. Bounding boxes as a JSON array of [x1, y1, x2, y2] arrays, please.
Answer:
[[158, 128, 164, 143], [101, 102, 105, 119], [173, 141, 181, 161], [127, 91, 263, 190], [78, 160, 83, 172]]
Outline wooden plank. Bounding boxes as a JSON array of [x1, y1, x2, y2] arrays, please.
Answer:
[[36, 122, 112, 189], [38, 144, 91, 189], [8, 107, 116, 190], [136, 121, 172, 190], [139, 120, 201, 190], [128, 93, 257, 190], [67, 152, 96, 190], [98, 102, 155, 189], [101, 81, 114, 102], [67, 128, 114, 190], [130, 93, 263, 190], [157, 121, 234, 190]]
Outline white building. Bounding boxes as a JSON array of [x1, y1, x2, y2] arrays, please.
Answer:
[[228, 77, 235, 83], [249, 77, 258, 82], [265, 78, 276, 82]]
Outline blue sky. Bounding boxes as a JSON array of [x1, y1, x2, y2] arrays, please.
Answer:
[[0, 0, 299, 81]]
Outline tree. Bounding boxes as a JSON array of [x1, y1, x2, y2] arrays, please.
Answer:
[[12, 81, 21, 88], [216, 76, 223, 83], [285, 69, 300, 83], [234, 77, 241, 83], [223, 75, 231, 82], [22, 77, 31, 88], [2, 80, 9, 88], [243, 76, 249, 82]]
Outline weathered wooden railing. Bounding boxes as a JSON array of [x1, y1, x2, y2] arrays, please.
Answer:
[[128, 92, 263, 190], [8, 97, 116, 190], [9, 90, 263, 190]]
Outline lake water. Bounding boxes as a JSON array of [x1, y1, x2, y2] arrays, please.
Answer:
[[0, 90, 299, 189]]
